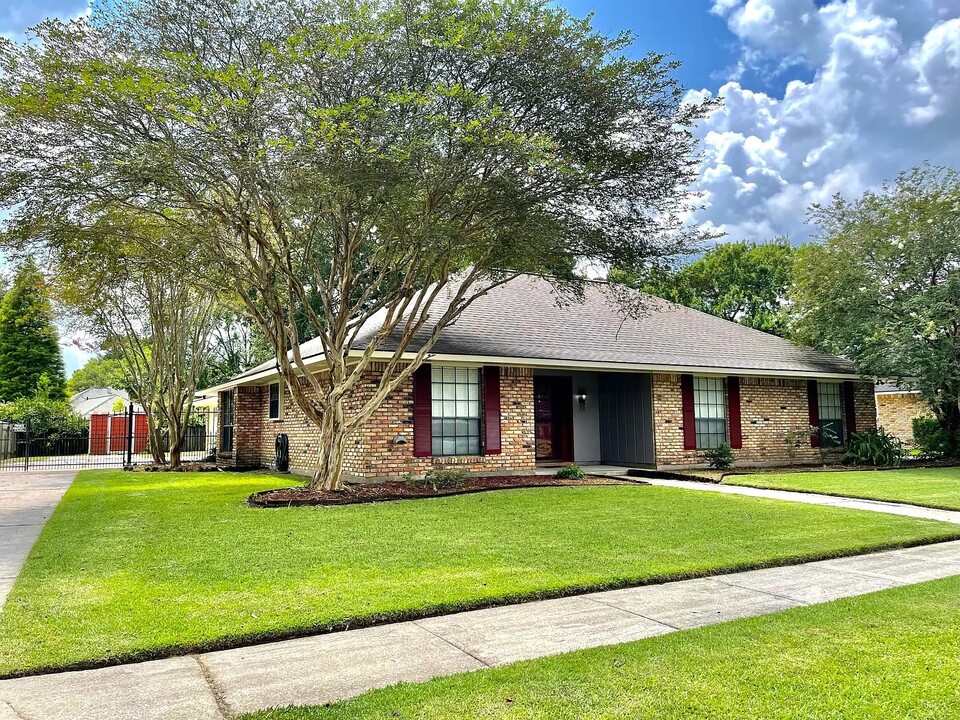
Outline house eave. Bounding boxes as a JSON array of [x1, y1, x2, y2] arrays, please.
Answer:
[[214, 350, 863, 390]]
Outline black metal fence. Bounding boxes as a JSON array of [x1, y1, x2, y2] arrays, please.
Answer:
[[0, 405, 220, 471]]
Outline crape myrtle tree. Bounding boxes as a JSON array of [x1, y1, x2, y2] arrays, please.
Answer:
[[0, 0, 715, 490], [792, 165, 960, 455], [50, 214, 218, 469]]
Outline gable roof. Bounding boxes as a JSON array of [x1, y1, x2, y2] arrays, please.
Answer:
[[220, 274, 859, 388]]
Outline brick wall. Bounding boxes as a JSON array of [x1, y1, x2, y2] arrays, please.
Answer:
[[876, 392, 933, 446], [651, 374, 877, 467], [236, 363, 536, 480]]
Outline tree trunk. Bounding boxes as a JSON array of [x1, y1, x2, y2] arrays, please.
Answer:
[[310, 400, 349, 491], [144, 406, 167, 465]]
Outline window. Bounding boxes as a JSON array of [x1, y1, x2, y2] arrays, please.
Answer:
[[268, 382, 281, 420], [220, 391, 234, 453], [694, 376, 727, 449], [431, 366, 482, 456], [818, 382, 844, 447]]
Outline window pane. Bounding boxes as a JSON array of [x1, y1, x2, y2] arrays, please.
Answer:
[[430, 365, 483, 456], [693, 377, 727, 450], [818, 382, 845, 444]]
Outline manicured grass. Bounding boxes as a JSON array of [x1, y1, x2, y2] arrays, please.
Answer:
[[724, 466, 960, 510], [2, 470, 960, 677], [244, 576, 960, 720]]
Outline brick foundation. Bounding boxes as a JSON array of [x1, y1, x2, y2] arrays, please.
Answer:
[[876, 392, 933, 447], [652, 374, 877, 468]]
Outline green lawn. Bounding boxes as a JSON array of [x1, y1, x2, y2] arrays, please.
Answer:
[[244, 575, 960, 720], [3, 470, 960, 677], [724, 466, 960, 510]]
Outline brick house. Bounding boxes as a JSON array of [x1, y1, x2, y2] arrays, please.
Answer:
[[207, 275, 877, 479], [875, 383, 933, 447]]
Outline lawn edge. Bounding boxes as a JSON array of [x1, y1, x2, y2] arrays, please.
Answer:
[[4, 531, 960, 681], [722, 478, 960, 512]]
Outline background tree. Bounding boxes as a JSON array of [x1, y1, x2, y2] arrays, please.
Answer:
[[611, 238, 796, 336], [792, 164, 960, 454], [0, 259, 66, 401], [66, 354, 132, 395], [0, 0, 715, 489], [200, 311, 273, 389]]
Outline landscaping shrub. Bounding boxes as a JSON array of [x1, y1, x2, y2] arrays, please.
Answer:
[[704, 442, 734, 470], [843, 428, 905, 467], [554, 464, 587, 480], [912, 417, 949, 458], [406, 468, 469, 491], [0, 396, 87, 438]]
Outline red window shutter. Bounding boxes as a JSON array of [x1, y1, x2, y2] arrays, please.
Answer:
[[412, 364, 432, 457], [807, 380, 821, 448], [483, 366, 502, 455], [681, 374, 697, 451], [727, 376, 743, 449], [843, 381, 857, 438]]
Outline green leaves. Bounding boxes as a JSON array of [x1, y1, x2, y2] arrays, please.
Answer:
[[0, 259, 66, 402], [794, 164, 960, 454], [613, 238, 796, 337]]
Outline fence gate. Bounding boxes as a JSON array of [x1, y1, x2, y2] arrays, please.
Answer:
[[0, 405, 219, 471]]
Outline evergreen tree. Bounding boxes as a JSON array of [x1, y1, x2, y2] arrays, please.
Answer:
[[0, 259, 66, 400]]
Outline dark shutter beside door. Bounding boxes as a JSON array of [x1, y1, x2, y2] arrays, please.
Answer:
[[483, 366, 501, 455], [412, 364, 432, 457]]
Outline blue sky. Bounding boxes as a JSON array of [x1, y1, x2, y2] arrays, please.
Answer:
[[3, 0, 960, 374]]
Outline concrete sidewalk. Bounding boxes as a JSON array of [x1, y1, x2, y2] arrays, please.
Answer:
[[2, 538, 959, 720], [0, 471, 77, 607]]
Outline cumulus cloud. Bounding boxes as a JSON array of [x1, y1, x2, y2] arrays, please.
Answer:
[[692, 0, 960, 242]]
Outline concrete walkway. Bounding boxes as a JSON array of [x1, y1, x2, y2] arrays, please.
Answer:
[[2, 538, 959, 719], [0, 470, 77, 607], [641, 476, 960, 524]]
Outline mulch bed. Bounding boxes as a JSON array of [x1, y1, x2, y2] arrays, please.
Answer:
[[249, 474, 638, 507]]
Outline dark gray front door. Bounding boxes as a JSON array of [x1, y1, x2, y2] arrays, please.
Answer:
[[598, 373, 655, 466]]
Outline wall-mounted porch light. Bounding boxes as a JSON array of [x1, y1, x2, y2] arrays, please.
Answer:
[[576, 389, 588, 412]]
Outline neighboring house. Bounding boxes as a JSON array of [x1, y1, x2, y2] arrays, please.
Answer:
[[68, 387, 148, 455], [206, 275, 877, 479], [875, 383, 933, 447], [68, 387, 131, 418]]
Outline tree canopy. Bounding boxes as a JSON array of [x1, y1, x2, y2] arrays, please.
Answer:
[[0, 259, 66, 401], [792, 164, 960, 454], [67, 354, 131, 395], [0, 0, 714, 488], [611, 239, 796, 337]]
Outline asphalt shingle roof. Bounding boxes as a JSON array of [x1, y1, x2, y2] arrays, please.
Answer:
[[233, 274, 857, 382]]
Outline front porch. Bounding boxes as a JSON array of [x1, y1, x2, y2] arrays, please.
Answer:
[[532, 369, 656, 468]]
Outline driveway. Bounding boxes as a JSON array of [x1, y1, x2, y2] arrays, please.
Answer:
[[0, 470, 77, 607]]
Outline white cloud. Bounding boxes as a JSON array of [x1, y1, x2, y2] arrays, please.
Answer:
[[693, 0, 960, 242]]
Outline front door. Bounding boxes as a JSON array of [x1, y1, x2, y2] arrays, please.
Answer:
[[534, 376, 574, 463]]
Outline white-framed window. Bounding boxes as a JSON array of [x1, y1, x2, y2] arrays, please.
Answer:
[[818, 382, 844, 447], [694, 376, 727, 449], [431, 366, 482, 456], [268, 382, 281, 421]]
